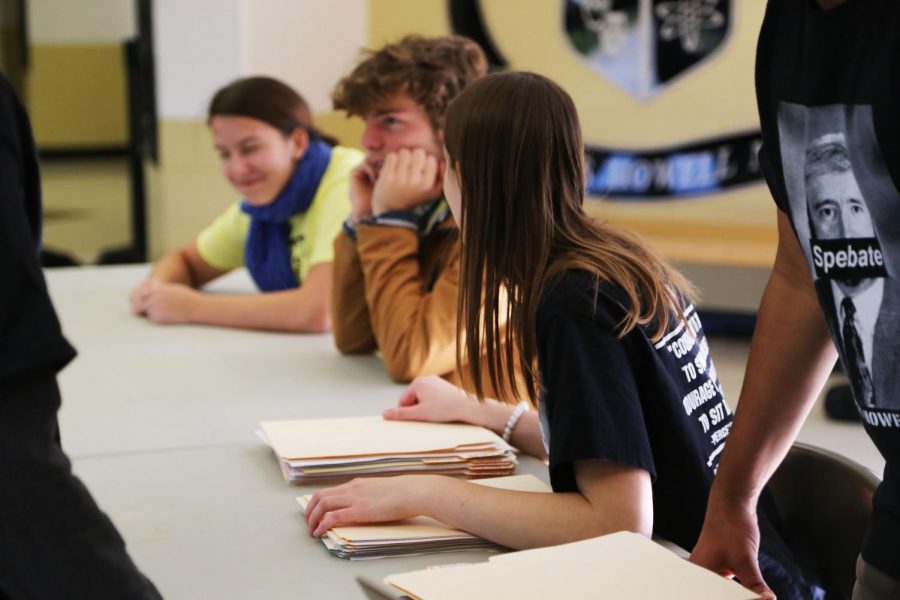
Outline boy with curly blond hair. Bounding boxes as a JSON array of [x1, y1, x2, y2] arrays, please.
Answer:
[[330, 35, 489, 385]]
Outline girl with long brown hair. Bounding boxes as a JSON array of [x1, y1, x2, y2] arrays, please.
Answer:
[[304, 72, 817, 597]]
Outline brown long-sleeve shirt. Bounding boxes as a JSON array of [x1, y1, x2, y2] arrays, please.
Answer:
[[332, 216, 462, 383]]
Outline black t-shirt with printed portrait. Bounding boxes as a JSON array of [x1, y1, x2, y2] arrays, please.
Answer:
[[535, 270, 819, 599], [756, 0, 900, 581]]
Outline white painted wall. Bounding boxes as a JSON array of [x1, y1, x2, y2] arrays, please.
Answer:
[[28, 0, 135, 43], [154, 0, 244, 120], [154, 0, 368, 120], [242, 0, 367, 113]]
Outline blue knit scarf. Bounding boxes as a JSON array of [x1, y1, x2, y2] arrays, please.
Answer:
[[240, 139, 332, 291]]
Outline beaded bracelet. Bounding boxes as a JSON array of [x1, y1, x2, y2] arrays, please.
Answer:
[[502, 401, 530, 443]]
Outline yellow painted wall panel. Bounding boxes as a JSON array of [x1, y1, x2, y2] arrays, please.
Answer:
[[26, 43, 127, 148], [369, 0, 450, 45], [147, 120, 236, 259], [315, 110, 365, 150]]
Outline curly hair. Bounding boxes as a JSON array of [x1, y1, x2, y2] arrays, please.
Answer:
[[332, 35, 488, 130]]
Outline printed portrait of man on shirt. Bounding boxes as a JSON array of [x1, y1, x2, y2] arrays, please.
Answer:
[[776, 102, 900, 414], [805, 132, 886, 409]]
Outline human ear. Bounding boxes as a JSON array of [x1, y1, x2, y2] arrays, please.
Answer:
[[290, 127, 310, 160]]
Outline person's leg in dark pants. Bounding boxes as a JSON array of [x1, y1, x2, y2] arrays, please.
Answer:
[[0, 370, 161, 599]]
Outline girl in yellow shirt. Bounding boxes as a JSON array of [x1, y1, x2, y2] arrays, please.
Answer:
[[130, 77, 362, 331]]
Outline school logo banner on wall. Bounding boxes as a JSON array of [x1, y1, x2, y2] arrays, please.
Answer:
[[584, 131, 762, 199], [561, 0, 759, 200], [564, 0, 731, 101], [448, 0, 763, 202]]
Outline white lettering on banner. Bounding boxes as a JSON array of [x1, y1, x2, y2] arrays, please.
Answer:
[[599, 153, 725, 194], [747, 140, 763, 173], [716, 145, 738, 182], [860, 409, 900, 428]]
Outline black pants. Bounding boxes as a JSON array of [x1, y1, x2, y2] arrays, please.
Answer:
[[0, 371, 160, 599]]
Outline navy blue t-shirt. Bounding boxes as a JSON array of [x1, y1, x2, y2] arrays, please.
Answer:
[[0, 72, 75, 382], [536, 270, 819, 599], [756, 0, 900, 581]]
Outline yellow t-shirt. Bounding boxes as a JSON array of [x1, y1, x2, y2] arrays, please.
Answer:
[[196, 145, 363, 284]]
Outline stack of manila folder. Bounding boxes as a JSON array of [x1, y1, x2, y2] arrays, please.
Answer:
[[258, 416, 517, 484], [383, 530, 761, 599], [298, 474, 550, 559]]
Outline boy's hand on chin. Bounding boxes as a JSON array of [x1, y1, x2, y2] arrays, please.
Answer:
[[372, 148, 444, 214], [349, 162, 376, 221]]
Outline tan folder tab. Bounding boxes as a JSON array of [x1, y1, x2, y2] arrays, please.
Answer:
[[260, 416, 511, 459]]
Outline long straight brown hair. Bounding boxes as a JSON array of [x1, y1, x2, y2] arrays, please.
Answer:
[[444, 72, 694, 405]]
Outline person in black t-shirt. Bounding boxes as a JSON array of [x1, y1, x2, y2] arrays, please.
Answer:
[[0, 72, 160, 598], [692, 1, 900, 598], [303, 71, 819, 599]]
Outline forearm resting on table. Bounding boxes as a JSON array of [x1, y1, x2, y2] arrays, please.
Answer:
[[149, 249, 195, 285], [150, 242, 222, 288], [426, 461, 651, 550], [462, 399, 546, 459], [191, 264, 332, 332], [190, 288, 327, 332]]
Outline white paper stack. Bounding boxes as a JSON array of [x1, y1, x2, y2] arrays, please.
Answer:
[[258, 416, 517, 484], [384, 531, 761, 600], [298, 474, 551, 559]]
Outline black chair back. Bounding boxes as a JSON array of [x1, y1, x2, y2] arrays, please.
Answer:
[[768, 442, 880, 598]]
